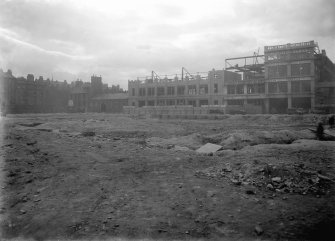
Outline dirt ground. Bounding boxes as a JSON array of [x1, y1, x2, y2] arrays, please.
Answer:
[[0, 113, 334, 241]]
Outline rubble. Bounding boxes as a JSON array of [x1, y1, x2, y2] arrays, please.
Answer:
[[81, 131, 96, 137], [271, 177, 282, 182], [196, 143, 223, 154], [204, 129, 315, 150], [195, 162, 333, 196]]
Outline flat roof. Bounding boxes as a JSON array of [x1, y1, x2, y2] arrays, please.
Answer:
[[92, 93, 128, 100]]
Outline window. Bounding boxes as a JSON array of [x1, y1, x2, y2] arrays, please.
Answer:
[[258, 84, 265, 93], [214, 83, 218, 93], [247, 84, 255, 94], [236, 84, 244, 94], [300, 63, 311, 75], [147, 100, 155, 106], [291, 63, 311, 76], [188, 85, 197, 95], [301, 81, 311, 92], [268, 66, 277, 78], [188, 100, 196, 107], [157, 87, 165, 96], [167, 100, 175, 105], [247, 99, 263, 106], [278, 82, 288, 93], [177, 86, 185, 95], [292, 81, 300, 93], [199, 85, 208, 94], [139, 101, 145, 107], [167, 86, 175, 95], [199, 99, 208, 106], [268, 82, 277, 93], [227, 100, 243, 105], [147, 87, 155, 96], [177, 99, 185, 105], [139, 88, 146, 96], [214, 100, 218, 105], [157, 100, 165, 105], [132, 88, 135, 96], [268, 65, 287, 78], [278, 65, 287, 77], [227, 85, 235, 94]]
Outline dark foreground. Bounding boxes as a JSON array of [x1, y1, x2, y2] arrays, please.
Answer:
[[0, 113, 334, 241]]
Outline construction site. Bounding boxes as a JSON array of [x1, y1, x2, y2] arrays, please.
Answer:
[[0, 40, 335, 241], [1, 112, 335, 241], [128, 41, 335, 117]]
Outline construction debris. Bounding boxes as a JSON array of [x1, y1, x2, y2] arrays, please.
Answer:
[[196, 143, 223, 154], [195, 162, 334, 196]]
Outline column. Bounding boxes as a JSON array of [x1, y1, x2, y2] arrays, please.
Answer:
[[311, 80, 315, 110], [265, 82, 269, 95], [288, 96, 292, 109], [287, 80, 292, 109]]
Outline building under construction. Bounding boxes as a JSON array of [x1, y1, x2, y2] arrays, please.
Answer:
[[128, 40, 335, 114]]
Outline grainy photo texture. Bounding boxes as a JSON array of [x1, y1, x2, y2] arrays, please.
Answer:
[[0, 0, 335, 241]]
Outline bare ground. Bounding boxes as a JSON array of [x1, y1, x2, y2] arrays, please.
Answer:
[[0, 113, 334, 241]]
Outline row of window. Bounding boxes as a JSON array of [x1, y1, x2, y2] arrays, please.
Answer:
[[227, 84, 265, 94], [265, 49, 314, 62], [134, 84, 218, 97], [267, 63, 311, 78], [137, 99, 211, 107], [226, 81, 311, 94]]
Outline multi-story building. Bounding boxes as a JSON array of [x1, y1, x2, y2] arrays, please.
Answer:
[[128, 68, 241, 107], [0, 70, 71, 113], [225, 40, 335, 113], [129, 40, 335, 114]]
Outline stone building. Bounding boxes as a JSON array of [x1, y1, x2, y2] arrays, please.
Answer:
[[0, 70, 70, 114], [89, 93, 128, 113], [128, 40, 335, 114]]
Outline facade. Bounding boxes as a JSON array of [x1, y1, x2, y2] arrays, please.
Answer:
[[225, 40, 335, 113], [0, 70, 70, 114], [90, 93, 128, 113], [128, 68, 241, 108], [69, 75, 127, 112], [0, 70, 126, 114], [128, 40, 335, 114]]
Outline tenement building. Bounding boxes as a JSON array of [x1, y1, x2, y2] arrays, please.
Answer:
[[128, 40, 335, 114], [0, 70, 127, 114]]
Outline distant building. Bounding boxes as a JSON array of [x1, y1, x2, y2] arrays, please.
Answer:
[[89, 93, 128, 113], [0, 70, 70, 113], [225, 40, 335, 113], [128, 40, 335, 114], [68, 75, 127, 113], [69, 86, 90, 112], [128, 68, 241, 108], [90, 75, 103, 97]]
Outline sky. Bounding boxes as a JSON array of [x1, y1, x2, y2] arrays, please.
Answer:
[[0, 0, 335, 89]]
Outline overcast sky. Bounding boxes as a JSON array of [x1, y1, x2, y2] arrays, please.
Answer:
[[0, 0, 335, 89]]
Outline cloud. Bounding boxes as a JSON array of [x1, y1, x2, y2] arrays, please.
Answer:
[[0, 30, 92, 60], [0, 0, 334, 89]]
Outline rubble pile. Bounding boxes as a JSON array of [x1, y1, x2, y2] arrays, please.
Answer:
[[202, 130, 315, 150], [195, 162, 334, 196]]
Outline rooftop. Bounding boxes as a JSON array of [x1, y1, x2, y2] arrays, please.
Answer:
[[264, 40, 317, 52], [92, 93, 128, 100]]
